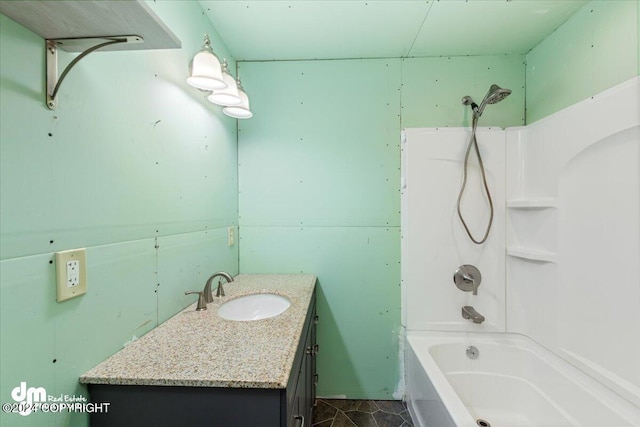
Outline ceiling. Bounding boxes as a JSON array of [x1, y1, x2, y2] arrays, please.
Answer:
[[199, 0, 588, 61]]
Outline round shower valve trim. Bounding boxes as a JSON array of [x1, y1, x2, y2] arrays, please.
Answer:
[[454, 264, 482, 294]]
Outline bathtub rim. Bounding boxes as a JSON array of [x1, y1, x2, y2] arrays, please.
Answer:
[[405, 333, 476, 427], [405, 330, 640, 427]]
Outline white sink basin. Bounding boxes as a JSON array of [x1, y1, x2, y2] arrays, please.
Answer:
[[218, 294, 291, 321]]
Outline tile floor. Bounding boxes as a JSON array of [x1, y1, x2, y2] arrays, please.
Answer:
[[311, 399, 414, 427]]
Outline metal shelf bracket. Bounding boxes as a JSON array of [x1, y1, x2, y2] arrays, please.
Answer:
[[45, 35, 143, 110]]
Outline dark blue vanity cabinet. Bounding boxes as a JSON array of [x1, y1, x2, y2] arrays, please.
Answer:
[[88, 291, 317, 427]]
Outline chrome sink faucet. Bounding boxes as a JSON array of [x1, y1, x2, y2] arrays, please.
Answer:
[[204, 272, 234, 302], [462, 306, 485, 324]]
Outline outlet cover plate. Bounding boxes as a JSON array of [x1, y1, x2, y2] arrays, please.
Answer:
[[55, 248, 87, 302], [228, 226, 234, 246]]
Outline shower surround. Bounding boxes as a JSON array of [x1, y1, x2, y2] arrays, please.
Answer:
[[401, 77, 640, 426]]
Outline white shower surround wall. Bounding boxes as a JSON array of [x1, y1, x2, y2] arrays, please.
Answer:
[[506, 76, 640, 407], [401, 76, 640, 425], [401, 127, 507, 332]]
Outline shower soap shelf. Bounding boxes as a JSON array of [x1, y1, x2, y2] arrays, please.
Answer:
[[507, 198, 558, 209], [507, 247, 556, 263]]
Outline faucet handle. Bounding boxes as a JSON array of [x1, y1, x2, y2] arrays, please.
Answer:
[[454, 265, 482, 295], [185, 291, 207, 311], [462, 273, 474, 283], [215, 279, 225, 297]]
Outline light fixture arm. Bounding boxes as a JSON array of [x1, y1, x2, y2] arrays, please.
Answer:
[[46, 36, 143, 110]]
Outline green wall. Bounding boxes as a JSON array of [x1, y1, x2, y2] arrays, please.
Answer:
[[237, 59, 402, 399], [237, 2, 640, 398], [526, 0, 640, 123], [2, 0, 637, 423], [237, 56, 525, 399], [0, 2, 238, 426], [401, 55, 526, 129]]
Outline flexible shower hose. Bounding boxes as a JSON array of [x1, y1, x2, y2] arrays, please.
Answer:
[[456, 114, 494, 245]]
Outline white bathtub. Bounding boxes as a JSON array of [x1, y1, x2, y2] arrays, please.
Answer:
[[405, 332, 640, 427]]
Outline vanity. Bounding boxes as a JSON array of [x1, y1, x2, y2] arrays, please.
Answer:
[[80, 274, 317, 427]]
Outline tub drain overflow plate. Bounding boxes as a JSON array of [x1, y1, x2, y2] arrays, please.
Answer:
[[466, 345, 479, 359]]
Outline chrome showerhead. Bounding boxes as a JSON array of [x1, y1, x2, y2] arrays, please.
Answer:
[[462, 84, 511, 117], [483, 84, 511, 105]]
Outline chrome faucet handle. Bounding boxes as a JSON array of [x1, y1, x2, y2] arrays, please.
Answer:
[[215, 279, 225, 297], [454, 265, 482, 296], [185, 291, 207, 311]]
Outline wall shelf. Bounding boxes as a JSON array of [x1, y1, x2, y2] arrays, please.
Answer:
[[0, 0, 181, 52], [0, 0, 182, 110], [507, 198, 558, 209], [507, 247, 556, 263]]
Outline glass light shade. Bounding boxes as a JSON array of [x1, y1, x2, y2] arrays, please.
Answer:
[[223, 89, 253, 119], [186, 36, 227, 91], [208, 67, 242, 106]]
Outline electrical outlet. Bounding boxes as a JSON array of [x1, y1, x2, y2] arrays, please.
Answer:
[[66, 260, 80, 287], [55, 248, 87, 302], [228, 226, 235, 246]]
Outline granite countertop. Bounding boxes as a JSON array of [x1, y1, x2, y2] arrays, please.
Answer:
[[80, 274, 316, 389]]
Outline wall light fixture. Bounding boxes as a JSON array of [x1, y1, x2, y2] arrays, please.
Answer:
[[186, 34, 226, 91], [207, 60, 242, 107], [223, 79, 253, 119], [187, 35, 252, 119]]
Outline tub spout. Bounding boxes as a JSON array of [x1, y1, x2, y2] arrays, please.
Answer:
[[462, 306, 485, 324]]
